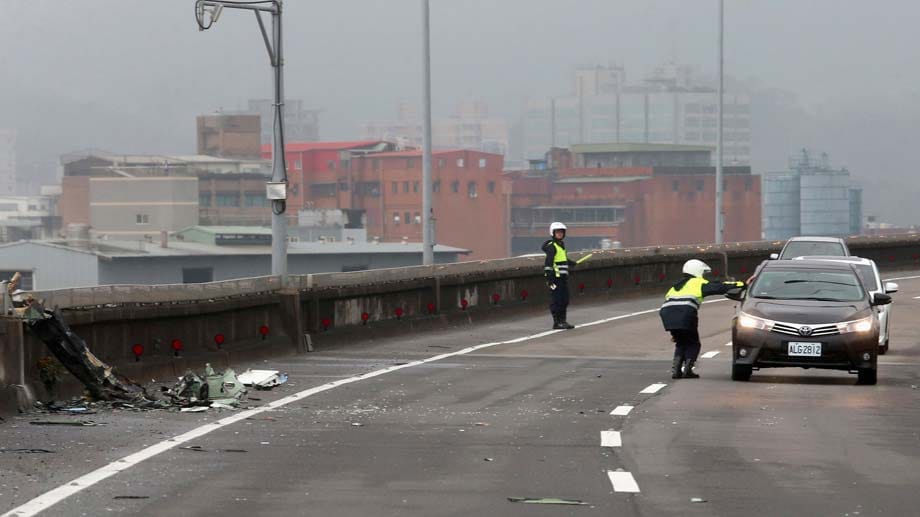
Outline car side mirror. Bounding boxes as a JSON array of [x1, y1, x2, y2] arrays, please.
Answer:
[[885, 282, 899, 294], [769, 253, 779, 260], [725, 288, 745, 302], [872, 293, 892, 306]]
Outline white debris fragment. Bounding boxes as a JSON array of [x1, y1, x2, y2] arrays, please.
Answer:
[[238, 369, 289, 389]]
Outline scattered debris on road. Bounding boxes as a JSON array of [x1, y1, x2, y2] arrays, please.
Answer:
[[113, 496, 150, 500], [508, 497, 588, 505], [0, 448, 55, 454], [29, 420, 105, 427], [179, 407, 209, 413], [238, 369, 288, 390], [179, 445, 248, 453], [691, 497, 708, 503], [164, 364, 247, 410]]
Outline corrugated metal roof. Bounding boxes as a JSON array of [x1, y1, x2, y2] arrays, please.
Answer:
[[262, 140, 383, 153]]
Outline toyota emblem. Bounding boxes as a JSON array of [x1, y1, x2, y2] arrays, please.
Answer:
[[798, 326, 813, 337]]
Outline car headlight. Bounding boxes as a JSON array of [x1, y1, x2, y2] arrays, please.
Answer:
[[838, 316, 874, 334], [738, 312, 773, 331]]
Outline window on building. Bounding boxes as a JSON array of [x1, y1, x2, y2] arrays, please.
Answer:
[[403, 181, 410, 193], [672, 180, 680, 192], [407, 158, 415, 169], [478, 158, 487, 168], [328, 160, 337, 170], [745, 176, 753, 192], [468, 181, 478, 199], [356, 182, 380, 197], [457, 158, 465, 168], [136, 214, 150, 225], [245, 193, 268, 207], [216, 192, 240, 207], [393, 212, 401, 224], [199, 192, 212, 207], [451, 180, 459, 193], [392, 181, 398, 194], [413, 181, 420, 193], [414, 212, 421, 224], [295, 160, 302, 170], [339, 181, 349, 192], [433, 180, 441, 193], [487, 181, 496, 193], [696, 180, 705, 192], [373, 159, 380, 171], [182, 267, 213, 284], [404, 212, 411, 225], [311, 184, 337, 197], [438, 159, 445, 169]]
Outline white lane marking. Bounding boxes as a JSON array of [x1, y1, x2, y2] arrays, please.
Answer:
[[913, 295, 920, 300], [607, 471, 641, 493], [601, 430, 623, 447], [885, 274, 920, 281], [640, 383, 667, 394], [3, 304, 669, 517], [611, 405, 634, 416], [701, 350, 720, 359]]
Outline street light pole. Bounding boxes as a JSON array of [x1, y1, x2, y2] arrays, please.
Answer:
[[196, 0, 288, 281], [715, 0, 724, 245], [421, 0, 434, 265]]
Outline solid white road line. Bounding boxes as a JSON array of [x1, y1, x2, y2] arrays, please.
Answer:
[[601, 430, 623, 447], [607, 471, 641, 493], [610, 405, 634, 416], [640, 383, 667, 394], [885, 274, 920, 282], [701, 350, 720, 359], [3, 303, 671, 517]]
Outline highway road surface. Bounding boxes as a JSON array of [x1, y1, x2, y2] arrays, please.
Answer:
[[3, 273, 920, 516]]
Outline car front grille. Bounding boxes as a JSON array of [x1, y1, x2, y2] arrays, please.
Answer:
[[771, 321, 840, 338]]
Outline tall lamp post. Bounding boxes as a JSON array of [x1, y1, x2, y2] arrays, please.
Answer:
[[715, 0, 724, 244], [195, 0, 289, 280], [421, 0, 434, 265]]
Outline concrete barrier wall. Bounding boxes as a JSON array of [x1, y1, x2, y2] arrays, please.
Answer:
[[3, 233, 920, 412]]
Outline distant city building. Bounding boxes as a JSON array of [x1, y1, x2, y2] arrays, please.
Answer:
[[88, 177, 199, 239], [0, 129, 16, 195], [60, 150, 271, 230], [507, 143, 761, 253], [522, 63, 751, 166], [361, 101, 510, 157], [196, 113, 262, 159], [762, 150, 863, 240], [247, 99, 321, 144], [0, 194, 59, 243]]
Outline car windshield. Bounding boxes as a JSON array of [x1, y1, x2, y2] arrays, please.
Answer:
[[852, 264, 880, 292], [751, 269, 864, 302], [780, 241, 846, 259]]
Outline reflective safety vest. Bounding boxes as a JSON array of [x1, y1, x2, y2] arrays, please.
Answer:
[[550, 242, 569, 278], [662, 277, 707, 310]]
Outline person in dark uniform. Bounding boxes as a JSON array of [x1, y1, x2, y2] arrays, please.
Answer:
[[543, 222, 577, 330], [660, 259, 745, 379]]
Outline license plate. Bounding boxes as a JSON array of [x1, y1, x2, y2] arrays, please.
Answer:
[[788, 342, 822, 357]]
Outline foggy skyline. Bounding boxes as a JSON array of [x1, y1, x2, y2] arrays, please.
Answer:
[[2, 0, 919, 223]]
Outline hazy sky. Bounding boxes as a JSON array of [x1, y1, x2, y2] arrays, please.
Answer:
[[2, 0, 919, 222]]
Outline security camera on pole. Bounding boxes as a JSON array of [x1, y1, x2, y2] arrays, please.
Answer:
[[195, 0, 289, 282]]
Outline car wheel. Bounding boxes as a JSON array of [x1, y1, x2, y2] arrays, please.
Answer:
[[857, 368, 877, 385], [879, 340, 889, 355], [732, 363, 752, 381]]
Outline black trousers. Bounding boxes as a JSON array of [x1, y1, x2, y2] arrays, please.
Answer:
[[670, 328, 701, 362], [550, 276, 570, 316]]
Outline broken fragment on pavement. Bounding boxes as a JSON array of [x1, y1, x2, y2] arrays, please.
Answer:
[[238, 369, 288, 390]]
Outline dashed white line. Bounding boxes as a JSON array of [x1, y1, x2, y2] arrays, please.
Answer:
[[610, 405, 634, 416], [607, 471, 641, 493], [601, 430, 622, 447], [640, 383, 667, 394], [701, 350, 720, 359]]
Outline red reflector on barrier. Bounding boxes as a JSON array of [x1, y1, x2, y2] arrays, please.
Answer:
[[361, 312, 370, 324], [395, 307, 404, 319], [426, 303, 436, 314], [171, 339, 183, 357], [606, 278, 613, 288], [132, 344, 144, 361], [321, 318, 331, 330], [214, 333, 226, 347], [460, 299, 469, 310], [491, 293, 500, 304], [521, 289, 528, 300]]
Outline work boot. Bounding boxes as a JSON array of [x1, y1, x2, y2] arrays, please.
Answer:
[[558, 310, 575, 330], [671, 356, 684, 379], [683, 360, 700, 379], [552, 314, 567, 330]]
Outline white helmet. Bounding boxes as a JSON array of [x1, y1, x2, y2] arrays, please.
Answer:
[[549, 222, 567, 236], [682, 259, 711, 278]]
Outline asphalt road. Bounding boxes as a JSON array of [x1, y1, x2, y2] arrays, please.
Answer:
[[3, 273, 920, 516]]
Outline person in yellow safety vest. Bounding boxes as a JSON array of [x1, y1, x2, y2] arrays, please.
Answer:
[[542, 222, 578, 330], [660, 259, 746, 379]]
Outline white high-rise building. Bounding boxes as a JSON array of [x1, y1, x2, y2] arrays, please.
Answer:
[[0, 129, 16, 195], [522, 64, 752, 165]]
